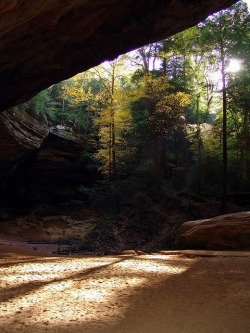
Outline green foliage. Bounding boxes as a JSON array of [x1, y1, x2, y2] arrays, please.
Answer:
[[20, 89, 50, 123], [17, 1, 250, 214]]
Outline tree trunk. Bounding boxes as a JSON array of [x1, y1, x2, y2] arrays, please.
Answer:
[[219, 21, 228, 213], [152, 132, 159, 171], [160, 126, 168, 176], [110, 64, 116, 183], [196, 94, 204, 194], [108, 122, 112, 186], [239, 106, 249, 189]]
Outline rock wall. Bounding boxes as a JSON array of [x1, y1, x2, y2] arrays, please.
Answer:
[[0, 0, 236, 111], [0, 108, 96, 212], [0, 107, 48, 163]]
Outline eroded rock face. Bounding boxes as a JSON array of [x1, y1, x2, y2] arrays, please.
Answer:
[[0, 107, 48, 163], [0, 0, 236, 111], [0, 210, 99, 242], [175, 212, 250, 250], [0, 108, 97, 212]]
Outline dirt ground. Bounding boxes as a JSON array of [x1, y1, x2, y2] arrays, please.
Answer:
[[0, 237, 250, 333]]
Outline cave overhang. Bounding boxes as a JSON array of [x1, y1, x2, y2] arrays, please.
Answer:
[[0, 0, 236, 111]]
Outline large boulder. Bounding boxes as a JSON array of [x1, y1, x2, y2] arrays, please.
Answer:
[[175, 211, 250, 251], [0, 0, 236, 111]]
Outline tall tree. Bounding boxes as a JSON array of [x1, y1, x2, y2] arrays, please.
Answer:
[[133, 73, 190, 174], [200, 1, 249, 211], [93, 58, 134, 184]]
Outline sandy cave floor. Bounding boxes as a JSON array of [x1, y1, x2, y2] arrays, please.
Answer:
[[0, 238, 250, 333]]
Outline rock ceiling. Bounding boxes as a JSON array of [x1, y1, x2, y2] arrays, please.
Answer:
[[0, 0, 236, 112]]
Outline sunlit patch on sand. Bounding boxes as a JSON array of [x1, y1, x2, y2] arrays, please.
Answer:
[[1, 254, 248, 333], [115, 258, 189, 274], [0, 256, 151, 329], [0, 257, 116, 285]]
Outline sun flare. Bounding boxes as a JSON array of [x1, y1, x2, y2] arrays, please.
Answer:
[[227, 59, 241, 73]]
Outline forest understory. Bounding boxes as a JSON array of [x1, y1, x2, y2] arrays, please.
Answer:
[[0, 193, 247, 256]]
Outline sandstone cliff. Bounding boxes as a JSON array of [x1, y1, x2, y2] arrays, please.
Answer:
[[0, 0, 236, 111]]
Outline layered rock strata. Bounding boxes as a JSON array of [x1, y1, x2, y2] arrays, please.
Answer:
[[0, 108, 94, 212], [0, 0, 236, 111]]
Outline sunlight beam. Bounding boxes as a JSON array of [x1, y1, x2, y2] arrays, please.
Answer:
[[227, 59, 241, 73]]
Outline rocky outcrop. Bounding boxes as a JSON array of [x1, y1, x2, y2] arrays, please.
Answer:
[[23, 128, 96, 204], [0, 0, 236, 111], [0, 204, 100, 254], [175, 211, 250, 250], [0, 107, 48, 164], [0, 108, 97, 212], [0, 209, 99, 242]]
